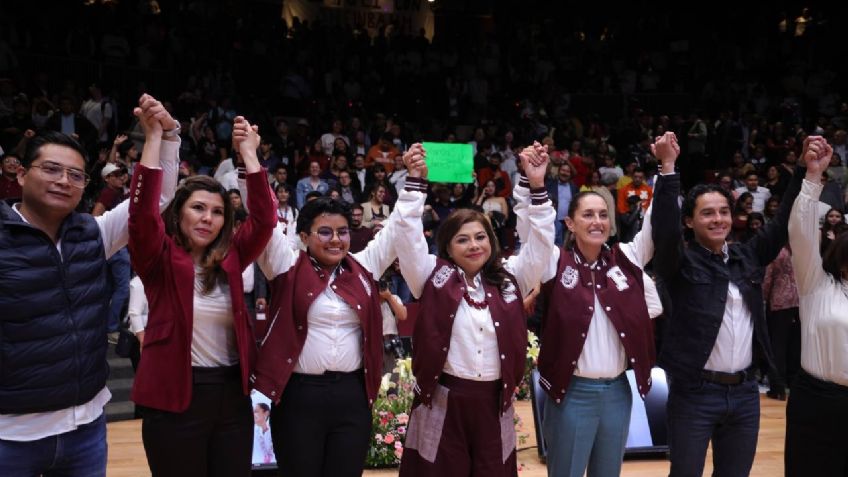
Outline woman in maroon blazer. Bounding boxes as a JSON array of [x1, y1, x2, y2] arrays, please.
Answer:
[[128, 111, 275, 477]]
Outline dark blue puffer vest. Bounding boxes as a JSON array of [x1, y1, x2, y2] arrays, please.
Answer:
[[0, 202, 110, 414]]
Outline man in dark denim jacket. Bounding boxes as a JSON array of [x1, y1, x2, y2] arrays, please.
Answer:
[[651, 138, 818, 477]]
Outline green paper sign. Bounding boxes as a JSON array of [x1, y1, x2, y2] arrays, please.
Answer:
[[421, 142, 474, 183]]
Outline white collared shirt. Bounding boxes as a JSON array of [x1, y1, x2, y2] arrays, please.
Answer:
[[253, 185, 404, 373], [394, 185, 556, 382], [442, 271, 502, 381], [294, 269, 363, 374], [575, 295, 628, 379], [0, 139, 180, 441], [524, 180, 663, 379], [790, 179, 848, 386], [733, 185, 772, 213], [703, 242, 754, 373]]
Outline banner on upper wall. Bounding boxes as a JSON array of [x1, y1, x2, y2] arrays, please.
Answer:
[[283, 0, 435, 39]]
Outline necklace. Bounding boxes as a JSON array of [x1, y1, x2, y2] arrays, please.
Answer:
[[463, 291, 489, 309]]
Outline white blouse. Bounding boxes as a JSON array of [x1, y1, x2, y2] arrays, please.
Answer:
[[514, 180, 663, 379], [789, 179, 848, 386], [395, 184, 556, 381], [191, 267, 239, 367], [253, 186, 405, 374]]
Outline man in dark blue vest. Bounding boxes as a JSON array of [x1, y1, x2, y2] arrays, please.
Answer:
[[0, 94, 179, 476]]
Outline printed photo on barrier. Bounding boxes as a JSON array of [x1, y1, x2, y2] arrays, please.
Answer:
[[251, 390, 277, 469]]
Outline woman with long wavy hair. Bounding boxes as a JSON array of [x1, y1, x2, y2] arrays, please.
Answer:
[[128, 114, 275, 477]]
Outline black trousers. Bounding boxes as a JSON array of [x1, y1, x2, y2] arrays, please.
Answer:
[[270, 370, 372, 477], [141, 366, 253, 477], [785, 369, 848, 477], [767, 307, 801, 391]]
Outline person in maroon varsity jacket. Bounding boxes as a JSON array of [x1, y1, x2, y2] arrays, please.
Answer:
[[129, 114, 276, 477], [248, 166, 410, 476], [518, 133, 677, 477], [394, 142, 555, 477]]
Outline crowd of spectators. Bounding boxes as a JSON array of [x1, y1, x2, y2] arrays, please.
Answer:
[[1, 1, 847, 396]]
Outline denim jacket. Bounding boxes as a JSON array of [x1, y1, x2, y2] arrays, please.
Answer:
[[651, 169, 804, 383]]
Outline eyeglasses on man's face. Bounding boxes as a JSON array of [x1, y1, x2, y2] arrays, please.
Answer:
[[29, 161, 90, 188], [311, 226, 351, 242]]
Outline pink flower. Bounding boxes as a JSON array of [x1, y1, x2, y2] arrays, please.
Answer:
[[394, 441, 403, 449], [387, 412, 395, 420], [380, 417, 389, 426], [394, 447, 403, 458], [397, 413, 409, 425], [384, 433, 395, 444], [397, 426, 406, 435], [374, 433, 383, 443]]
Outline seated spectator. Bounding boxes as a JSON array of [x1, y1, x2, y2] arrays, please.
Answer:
[[734, 171, 771, 212], [616, 167, 652, 214], [91, 163, 128, 217], [819, 170, 845, 212], [258, 137, 281, 174], [763, 165, 788, 199], [366, 132, 399, 172], [475, 152, 513, 198], [546, 162, 580, 246], [350, 154, 369, 196], [388, 154, 408, 192], [296, 160, 329, 208], [0, 153, 22, 201], [320, 153, 349, 190], [449, 182, 475, 208], [366, 163, 396, 207], [598, 152, 623, 182], [319, 118, 349, 156], [820, 207, 847, 255], [617, 194, 643, 243], [44, 95, 98, 157], [274, 183, 299, 246], [729, 151, 755, 186], [336, 169, 360, 205], [229, 188, 247, 215], [303, 139, 330, 176], [270, 164, 290, 191], [731, 192, 754, 242], [763, 196, 781, 225], [348, 204, 374, 253], [361, 183, 391, 228]]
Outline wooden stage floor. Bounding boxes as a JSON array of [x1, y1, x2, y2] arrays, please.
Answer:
[[107, 395, 786, 476]]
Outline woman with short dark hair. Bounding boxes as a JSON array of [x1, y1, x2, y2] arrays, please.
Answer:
[[251, 167, 413, 476]]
